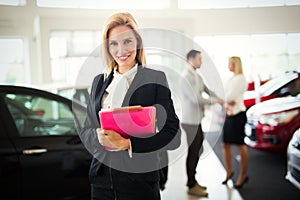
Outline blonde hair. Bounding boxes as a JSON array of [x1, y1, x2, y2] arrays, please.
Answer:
[[102, 12, 146, 71], [229, 56, 243, 75]]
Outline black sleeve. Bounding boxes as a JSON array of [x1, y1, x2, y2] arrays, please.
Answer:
[[79, 75, 104, 155], [130, 72, 181, 153]]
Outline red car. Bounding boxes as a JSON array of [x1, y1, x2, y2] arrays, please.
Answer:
[[247, 79, 269, 91], [243, 71, 300, 108], [245, 95, 300, 152]]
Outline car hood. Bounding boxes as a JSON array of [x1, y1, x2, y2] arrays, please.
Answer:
[[244, 72, 299, 99], [247, 96, 300, 116]]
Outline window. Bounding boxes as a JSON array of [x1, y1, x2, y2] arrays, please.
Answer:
[[49, 30, 101, 90], [251, 34, 287, 79], [5, 94, 79, 137], [288, 33, 300, 70], [0, 38, 28, 85], [49, 31, 102, 103], [178, 0, 300, 9], [37, 0, 170, 9], [145, 49, 187, 117], [49, 30, 101, 84], [286, 0, 300, 5], [194, 33, 300, 82], [0, 0, 26, 6]]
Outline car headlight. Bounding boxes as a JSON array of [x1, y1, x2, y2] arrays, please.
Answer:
[[259, 110, 299, 126]]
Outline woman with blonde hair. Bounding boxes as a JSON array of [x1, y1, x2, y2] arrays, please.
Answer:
[[221, 56, 249, 188], [80, 12, 180, 200]]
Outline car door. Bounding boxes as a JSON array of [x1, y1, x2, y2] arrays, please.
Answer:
[[1, 88, 91, 199], [0, 95, 21, 199]]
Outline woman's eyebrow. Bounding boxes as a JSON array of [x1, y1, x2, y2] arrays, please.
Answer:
[[123, 37, 133, 41], [108, 37, 133, 42]]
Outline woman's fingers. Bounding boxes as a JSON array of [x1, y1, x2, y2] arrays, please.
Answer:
[[98, 132, 106, 146], [96, 128, 129, 150], [97, 129, 129, 150], [96, 129, 118, 148], [105, 130, 120, 139], [97, 128, 108, 146]]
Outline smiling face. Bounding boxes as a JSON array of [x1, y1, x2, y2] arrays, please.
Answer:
[[108, 25, 138, 73]]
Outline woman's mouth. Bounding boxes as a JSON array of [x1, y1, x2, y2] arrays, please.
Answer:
[[117, 55, 130, 62]]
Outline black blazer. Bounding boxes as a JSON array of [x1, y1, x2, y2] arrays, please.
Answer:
[[79, 65, 181, 183]]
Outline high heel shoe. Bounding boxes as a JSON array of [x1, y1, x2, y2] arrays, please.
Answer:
[[234, 176, 249, 189], [222, 172, 234, 184]]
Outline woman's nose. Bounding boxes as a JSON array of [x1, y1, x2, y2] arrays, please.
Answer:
[[117, 44, 127, 55]]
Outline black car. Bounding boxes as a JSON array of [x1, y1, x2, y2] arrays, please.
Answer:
[[0, 85, 91, 199]]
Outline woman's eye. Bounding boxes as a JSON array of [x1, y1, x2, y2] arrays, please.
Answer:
[[109, 41, 117, 46], [124, 39, 132, 44]]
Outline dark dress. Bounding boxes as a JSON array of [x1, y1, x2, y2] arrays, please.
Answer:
[[222, 111, 247, 145]]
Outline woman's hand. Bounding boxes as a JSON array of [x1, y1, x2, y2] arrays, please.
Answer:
[[96, 128, 130, 150], [224, 100, 236, 115], [225, 105, 233, 116]]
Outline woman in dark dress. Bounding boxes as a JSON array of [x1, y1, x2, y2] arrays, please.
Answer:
[[221, 56, 249, 188]]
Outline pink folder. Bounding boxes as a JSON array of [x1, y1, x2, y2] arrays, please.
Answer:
[[99, 106, 156, 150]]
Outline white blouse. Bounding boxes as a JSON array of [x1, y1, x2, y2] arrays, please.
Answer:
[[100, 64, 138, 156], [102, 64, 138, 110], [224, 74, 247, 116]]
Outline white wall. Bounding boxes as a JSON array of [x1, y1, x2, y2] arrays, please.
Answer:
[[1, 0, 300, 84]]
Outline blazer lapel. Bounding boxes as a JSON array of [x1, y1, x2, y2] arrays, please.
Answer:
[[122, 65, 144, 107], [94, 70, 114, 118]]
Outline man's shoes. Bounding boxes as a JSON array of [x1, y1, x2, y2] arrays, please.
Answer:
[[195, 182, 207, 190], [187, 185, 208, 197]]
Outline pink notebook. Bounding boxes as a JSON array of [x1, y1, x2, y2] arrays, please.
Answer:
[[99, 106, 156, 150]]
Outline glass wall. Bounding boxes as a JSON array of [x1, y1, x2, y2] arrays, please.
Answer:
[[179, 0, 300, 9], [49, 31, 101, 84], [0, 0, 26, 6], [194, 33, 300, 82], [0, 38, 28, 85], [36, 0, 170, 9]]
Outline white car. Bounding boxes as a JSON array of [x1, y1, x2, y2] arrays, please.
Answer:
[[286, 127, 300, 190]]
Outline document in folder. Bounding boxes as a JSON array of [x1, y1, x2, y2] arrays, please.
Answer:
[[99, 106, 156, 150]]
